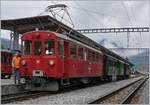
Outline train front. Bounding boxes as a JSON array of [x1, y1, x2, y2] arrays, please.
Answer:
[[20, 31, 59, 91]]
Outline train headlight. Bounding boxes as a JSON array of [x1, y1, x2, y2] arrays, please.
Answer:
[[49, 60, 55, 66], [21, 60, 26, 65]]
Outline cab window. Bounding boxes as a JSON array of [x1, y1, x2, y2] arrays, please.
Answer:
[[34, 41, 42, 56], [44, 40, 54, 55], [23, 40, 32, 55]]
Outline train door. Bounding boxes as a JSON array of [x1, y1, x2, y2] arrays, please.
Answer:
[[87, 50, 92, 75], [59, 41, 70, 86], [32, 40, 42, 69], [63, 41, 69, 78], [57, 39, 64, 77], [112, 61, 117, 81]]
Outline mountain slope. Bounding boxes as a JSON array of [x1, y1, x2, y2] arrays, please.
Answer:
[[129, 49, 149, 72]]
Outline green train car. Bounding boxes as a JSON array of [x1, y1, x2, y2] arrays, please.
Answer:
[[103, 55, 131, 81]]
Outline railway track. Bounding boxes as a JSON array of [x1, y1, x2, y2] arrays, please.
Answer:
[[1, 77, 145, 104], [1, 91, 51, 104], [1, 80, 108, 104], [89, 76, 148, 104]]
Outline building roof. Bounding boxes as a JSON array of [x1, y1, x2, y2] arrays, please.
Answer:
[[1, 15, 73, 34]]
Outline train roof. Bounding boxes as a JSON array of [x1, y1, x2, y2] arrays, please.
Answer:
[[1, 15, 133, 66]]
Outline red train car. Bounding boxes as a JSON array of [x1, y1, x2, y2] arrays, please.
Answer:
[[20, 31, 104, 91], [1, 49, 13, 78]]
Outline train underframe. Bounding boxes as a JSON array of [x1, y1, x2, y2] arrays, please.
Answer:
[[23, 74, 129, 91], [24, 76, 103, 91]]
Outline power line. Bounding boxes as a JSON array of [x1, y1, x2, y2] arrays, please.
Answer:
[[69, 13, 92, 29], [121, 1, 133, 26], [69, 5, 132, 23], [74, 1, 105, 28]]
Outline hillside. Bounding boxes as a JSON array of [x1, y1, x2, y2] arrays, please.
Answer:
[[129, 49, 149, 72]]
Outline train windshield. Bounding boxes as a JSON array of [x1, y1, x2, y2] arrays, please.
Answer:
[[23, 40, 32, 55], [44, 40, 54, 55], [34, 41, 42, 56]]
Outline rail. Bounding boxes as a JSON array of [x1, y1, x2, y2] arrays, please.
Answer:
[[89, 76, 147, 104]]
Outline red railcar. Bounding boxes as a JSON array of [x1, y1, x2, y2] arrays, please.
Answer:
[[20, 31, 104, 91], [1, 49, 13, 78]]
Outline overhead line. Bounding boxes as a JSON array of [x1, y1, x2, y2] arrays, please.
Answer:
[[121, 1, 133, 26], [74, 1, 105, 28]]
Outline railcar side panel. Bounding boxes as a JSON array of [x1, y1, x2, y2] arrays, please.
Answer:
[[1, 51, 13, 77]]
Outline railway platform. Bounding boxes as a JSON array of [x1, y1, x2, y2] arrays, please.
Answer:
[[1, 79, 14, 85], [1, 79, 26, 96]]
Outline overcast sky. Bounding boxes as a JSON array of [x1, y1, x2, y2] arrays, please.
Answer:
[[1, 0, 149, 57]]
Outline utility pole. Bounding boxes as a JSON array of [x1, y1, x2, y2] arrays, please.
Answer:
[[127, 32, 130, 48]]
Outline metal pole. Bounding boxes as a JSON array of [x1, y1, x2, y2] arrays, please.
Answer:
[[10, 31, 13, 50], [127, 32, 130, 48], [13, 29, 19, 50]]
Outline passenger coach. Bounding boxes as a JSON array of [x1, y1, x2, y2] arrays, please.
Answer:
[[1, 49, 13, 79], [20, 31, 104, 91]]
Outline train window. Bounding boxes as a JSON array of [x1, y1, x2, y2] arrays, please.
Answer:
[[1, 53, 4, 63], [96, 53, 99, 63], [84, 51, 87, 61], [92, 51, 95, 62], [88, 50, 92, 61], [70, 44, 76, 59], [8, 54, 11, 64], [23, 40, 32, 55], [44, 40, 54, 55], [3, 53, 7, 63], [6, 53, 9, 64], [34, 41, 42, 56], [58, 39, 63, 55], [78, 47, 83, 60]]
